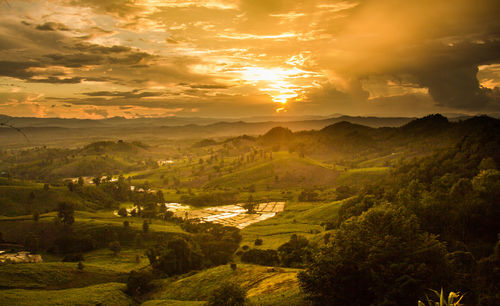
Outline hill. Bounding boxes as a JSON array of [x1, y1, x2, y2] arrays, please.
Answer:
[[0, 282, 131, 305], [148, 264, 304, 305]]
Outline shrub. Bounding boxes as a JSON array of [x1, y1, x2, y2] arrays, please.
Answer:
[[146, 238, 203, 276], [108, 241, 121, 256], [126, 270, 153, 296], [117, 208, 128, 217], [207, 283, 246, 306]]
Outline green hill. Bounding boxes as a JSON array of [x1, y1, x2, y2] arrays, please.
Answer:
[[240, 201, 343, 249], [0, 282, 131, 305], [206, 153, 340, 189], [0, 262, 126, 290], [148, 264, 304, 305]]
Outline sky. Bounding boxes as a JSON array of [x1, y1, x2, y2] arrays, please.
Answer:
[[0, 0, 500, 119]]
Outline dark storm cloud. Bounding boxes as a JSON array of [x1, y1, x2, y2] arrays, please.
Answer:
[[325, 0, 500, 112], [409, 41, 500, 110], [0, 61, 41, 79]]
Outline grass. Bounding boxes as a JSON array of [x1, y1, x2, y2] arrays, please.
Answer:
[[0, 282, 131, 305], [335, 167, 389, 187], [358, 152, 403, 167], [0, 185, 96, 216], [240, 201, 342, 249], [83, 248, 149, 273], [206, 153, 339, 189], [148, 264, 304, 305], [73, 211, 186, 233], [0, 262, 126, 290]]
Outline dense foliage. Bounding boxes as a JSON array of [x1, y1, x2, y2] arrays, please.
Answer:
[[300, 117, 500, 305], [147, 222, 241, 275]]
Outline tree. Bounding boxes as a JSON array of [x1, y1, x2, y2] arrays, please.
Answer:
[[108, 241, 121, 256], [135, 233, 144, 248], [277, 234, 312, 267], [478, 157, 497, 170], [117, 207, 128, 217], [243, 195, 255, 213], [146, 237, 203, 276], [130, 208, 137, 217], [24, 233, 40, 253], [157, 190, 165, 203], [92, 176, 101, 186], [207, 282, 246, 306], [142, 220, 149, 233], [57, 202, 75, 225], [298, 205, 449, 305], [32, 210, 40, 222], [126, 270, 153, 296], [298, 189, 319, 201]]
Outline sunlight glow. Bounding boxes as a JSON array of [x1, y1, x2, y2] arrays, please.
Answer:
[[232, 66, 321, 109]]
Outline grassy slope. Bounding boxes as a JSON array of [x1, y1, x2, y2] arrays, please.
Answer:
[[148, 264, 304, 305], [240, 200, 343, 249], [334, 167, 389, 187], [0, 282, 131, 305], [207, 152, 339, 189], [0, 262, 126, 290], [83, 248, 150, 273], [0, 185, 97, 216]]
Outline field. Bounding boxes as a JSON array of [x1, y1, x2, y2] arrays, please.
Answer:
[[170, 202, 285, 229]]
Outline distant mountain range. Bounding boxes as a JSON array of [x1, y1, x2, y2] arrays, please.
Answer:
[[0, 113, 491, 148], [0, 114, 419, 128]]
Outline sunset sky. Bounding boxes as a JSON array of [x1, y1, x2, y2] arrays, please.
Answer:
[[1, 0, 500, 119]]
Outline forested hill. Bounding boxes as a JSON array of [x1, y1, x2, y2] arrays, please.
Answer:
[[255, 114, 500, 160]]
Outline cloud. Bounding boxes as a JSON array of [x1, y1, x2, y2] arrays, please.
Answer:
[[1, 0, 500, 118], [35, 22, 70, 31], [188, 84, 230, 89], [319, 0, 500, 111], [83, 107, 108, 118], [82, 90, 165, 98]]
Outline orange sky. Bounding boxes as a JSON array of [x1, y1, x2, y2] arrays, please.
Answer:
[[0, 0, 499, 119]]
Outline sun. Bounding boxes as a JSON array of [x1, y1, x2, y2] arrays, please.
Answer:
[[237, 66, 315, 108]]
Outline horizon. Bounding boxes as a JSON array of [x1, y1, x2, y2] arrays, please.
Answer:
[[1, 1, 499, 119]]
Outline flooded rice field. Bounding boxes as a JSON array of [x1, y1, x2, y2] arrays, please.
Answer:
[[167, 202, 285, 229], [115, 202, 285, 229]]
